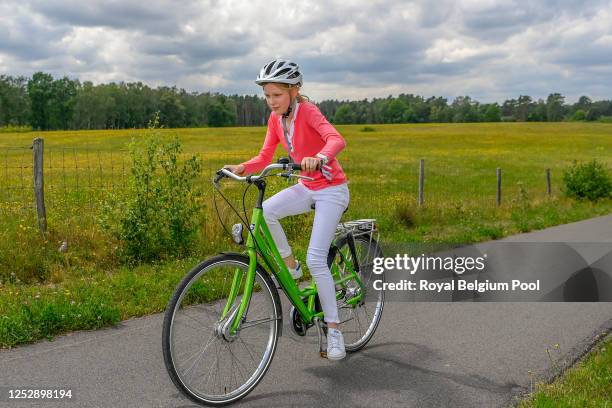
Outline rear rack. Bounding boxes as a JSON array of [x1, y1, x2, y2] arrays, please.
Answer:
[[336, 219, 378, 240], [334, 219, 380, 272]]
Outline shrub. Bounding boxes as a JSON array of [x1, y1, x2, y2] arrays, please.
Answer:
[[562, 160, 612, 201], [0, 125, 32, 133], [98, 113, 204, 264], [394, 201, 417, 229], [570, 110, 586, 121]]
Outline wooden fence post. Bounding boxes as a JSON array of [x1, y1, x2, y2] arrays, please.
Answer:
[[32, 137, 47, 234], [496, 167, 502, 206], [546, 168, 551, 196], [418, 159, 425, 206]]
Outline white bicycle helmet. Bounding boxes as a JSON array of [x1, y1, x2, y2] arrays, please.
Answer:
[[255, 59, 303, 87]]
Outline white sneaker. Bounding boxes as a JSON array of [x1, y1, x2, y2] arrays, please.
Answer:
[[326, 328, 346, 360], [289, 260, 303, 280]]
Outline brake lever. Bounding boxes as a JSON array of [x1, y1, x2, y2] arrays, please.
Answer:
[[213, 169, 228, 186], [287, 173, 315, 181]]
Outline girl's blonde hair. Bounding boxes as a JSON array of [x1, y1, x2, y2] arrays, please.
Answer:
[[274, 83, 310, 103]]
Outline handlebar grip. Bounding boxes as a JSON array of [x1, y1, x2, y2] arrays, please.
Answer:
[[288, 162, 322, 171], [214, 170, 225, 183]]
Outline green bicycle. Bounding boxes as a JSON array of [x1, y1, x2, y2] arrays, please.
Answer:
[[162, 158, 385, 406]]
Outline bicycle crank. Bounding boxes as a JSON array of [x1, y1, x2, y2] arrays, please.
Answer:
[[314, 317, 327, 358], [289, 306, 311, 336]]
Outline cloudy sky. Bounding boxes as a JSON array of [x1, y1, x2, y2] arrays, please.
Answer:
[[1, 0, 611, 103]]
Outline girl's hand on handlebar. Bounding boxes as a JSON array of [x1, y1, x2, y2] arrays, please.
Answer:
[[224, 164, 245, 176], [301, 157, 322, 172]]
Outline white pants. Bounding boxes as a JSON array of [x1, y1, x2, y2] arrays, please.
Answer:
[[262, 182, 350, 324]]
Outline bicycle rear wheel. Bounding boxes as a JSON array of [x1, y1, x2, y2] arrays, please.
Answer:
[[162, 253, 282, 406], [328, 235, 384, 352]]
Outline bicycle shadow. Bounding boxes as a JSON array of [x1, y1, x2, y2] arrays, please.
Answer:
[[239, 340, 520, 408], [172, 389, 323, 408]]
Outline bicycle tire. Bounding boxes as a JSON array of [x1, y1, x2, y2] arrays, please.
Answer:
[[162, 253, 282, 406], [327, 234, 385, 352]]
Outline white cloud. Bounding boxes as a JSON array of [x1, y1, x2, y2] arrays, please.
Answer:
[[0, 0, 611, 102], [425, 38, 497, 63]]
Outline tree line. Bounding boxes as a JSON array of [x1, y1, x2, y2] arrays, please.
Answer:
[[1, 72, 611, 130]]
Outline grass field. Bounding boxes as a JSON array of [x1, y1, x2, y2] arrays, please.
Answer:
[[0, 122, 611, 349], [519, 335, 612, 407]]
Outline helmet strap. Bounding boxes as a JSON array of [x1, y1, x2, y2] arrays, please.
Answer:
[[282, 95, 296, 118]]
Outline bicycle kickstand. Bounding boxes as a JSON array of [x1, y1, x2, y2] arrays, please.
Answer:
[[314, 317, 327, 358]]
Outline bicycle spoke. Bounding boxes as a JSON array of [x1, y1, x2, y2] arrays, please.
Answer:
[[214, 340, 221, 394], [163, 257, 279, 403], [238, 336, 258, 366], [171, 327, 209, 351], [330, 235, 385, 350], [201, 343, 218, 393], [174, 337, 210, 363], [178, 312, 213, 333], [339, 315, 355, 324], [177, 333, 215, 372], [223, 341, 251, 390], [240, 317, 279, 330], [228, 344, 237, 393], [180, 333, 216, 377]]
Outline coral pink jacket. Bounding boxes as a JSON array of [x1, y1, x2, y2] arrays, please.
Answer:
[[240, 101, 348, 190]]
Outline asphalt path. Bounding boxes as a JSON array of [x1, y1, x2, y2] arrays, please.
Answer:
[[1, 214, 611, 407]]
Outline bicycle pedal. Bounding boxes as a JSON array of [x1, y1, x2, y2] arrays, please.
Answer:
[[319, 351, 327, 359]]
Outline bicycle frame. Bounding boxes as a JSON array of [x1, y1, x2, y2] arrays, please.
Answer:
[[163, 163, 384, 406], [218, 176, 365, 336]]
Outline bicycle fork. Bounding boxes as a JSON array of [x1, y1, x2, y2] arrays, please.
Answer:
[[220, 254, 258, 337]]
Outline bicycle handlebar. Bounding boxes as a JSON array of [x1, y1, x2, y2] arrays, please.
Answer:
[[214, 162, 314, 184]]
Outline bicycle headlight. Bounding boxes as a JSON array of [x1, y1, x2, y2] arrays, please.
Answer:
[[232, 223, 244, 245]]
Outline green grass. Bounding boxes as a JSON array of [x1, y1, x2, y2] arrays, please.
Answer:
[[0, 122, 611, 348], [519, 336, 612, 407], [0, 257, 199, 347]]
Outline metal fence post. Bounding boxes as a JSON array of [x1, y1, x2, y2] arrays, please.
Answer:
[[496, 167, 502, 206], [418, 159, 425, 206]]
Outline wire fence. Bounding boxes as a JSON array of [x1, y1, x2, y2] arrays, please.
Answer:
[[1, 140, 578, 224], [0, 147, 259, 212], [2, 146, 34, 210]]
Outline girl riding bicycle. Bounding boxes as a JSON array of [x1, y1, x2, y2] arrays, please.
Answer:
[[225, 58, 350, 360]]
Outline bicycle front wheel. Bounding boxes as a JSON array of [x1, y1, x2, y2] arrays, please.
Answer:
[[162, 253, 282, 406], [328, 235, 385, 352]]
